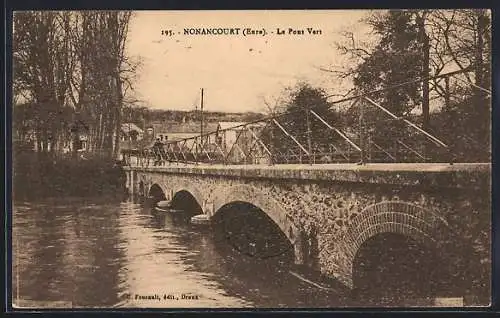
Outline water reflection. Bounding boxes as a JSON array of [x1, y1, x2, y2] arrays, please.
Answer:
[[13, 198, 124, 307], [13, 197, 347, 308]]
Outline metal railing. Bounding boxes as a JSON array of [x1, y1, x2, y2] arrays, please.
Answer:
[[123, 68, 491, 167]]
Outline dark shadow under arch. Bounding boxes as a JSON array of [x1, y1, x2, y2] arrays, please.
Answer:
[[170, 190, 203, 217], [212, 184, 298, 247], [212, 201, 294, 264], [351, 232, 456, 306], [337, 201, 452, 290], [148, 184, 166, 202]]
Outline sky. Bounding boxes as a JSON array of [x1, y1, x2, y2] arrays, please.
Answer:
[[126, 10, 371, 113]]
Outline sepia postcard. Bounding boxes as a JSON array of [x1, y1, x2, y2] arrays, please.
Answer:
[[10, 9, 492, 310]]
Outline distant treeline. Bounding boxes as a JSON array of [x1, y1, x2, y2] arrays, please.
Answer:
[[122, 107, 266, 127]]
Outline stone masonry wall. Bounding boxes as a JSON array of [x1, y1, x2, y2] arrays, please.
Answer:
[[126, 164, 490, 299]]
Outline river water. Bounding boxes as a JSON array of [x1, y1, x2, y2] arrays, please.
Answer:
[[12, 196, 353, 309]]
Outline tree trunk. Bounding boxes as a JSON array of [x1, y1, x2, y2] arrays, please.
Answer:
[[418, 13, 430, 132], [98, 111, 104, 151], [72, 130, 79, 159], [475, 9, 486, 90], [113, 76, 123, 159], [474, 9, 489, 152]]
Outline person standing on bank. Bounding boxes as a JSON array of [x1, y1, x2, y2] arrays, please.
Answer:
[[158, 138, 166, 166]]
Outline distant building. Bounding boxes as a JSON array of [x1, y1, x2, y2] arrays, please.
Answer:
[[142, 120, 272, 163], [18, 128, 74, 152], [213, 121, 270, 163], [214, 122, 247, 150], [69, 119, 90, 152], [151, 122, 218, 143]]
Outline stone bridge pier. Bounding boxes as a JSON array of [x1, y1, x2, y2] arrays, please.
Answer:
[[124, 163, 490, 302]]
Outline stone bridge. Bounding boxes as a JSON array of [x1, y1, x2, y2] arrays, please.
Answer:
[[124, 163, 490, 299]]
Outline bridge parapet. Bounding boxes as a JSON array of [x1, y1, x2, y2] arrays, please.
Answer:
[[125, 162, 489, 190]]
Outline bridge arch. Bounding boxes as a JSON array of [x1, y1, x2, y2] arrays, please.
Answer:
[[339, 201, 450, 289], [148, 183, 166, 201], [147, 179, 204, 206], [169, 181, 204, 212], [213, 184, 299, 247]]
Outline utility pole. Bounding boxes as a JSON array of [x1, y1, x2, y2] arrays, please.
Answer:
[[200, 88, 204, 147], [418, 12, 430, 131], [417, 12, 430, 161], [358, 98, 365, 165]]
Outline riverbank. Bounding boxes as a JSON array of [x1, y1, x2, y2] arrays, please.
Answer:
[[13, 151, 127, 201]]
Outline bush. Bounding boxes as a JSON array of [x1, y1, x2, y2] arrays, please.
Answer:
[[13, 150, 126, 201]]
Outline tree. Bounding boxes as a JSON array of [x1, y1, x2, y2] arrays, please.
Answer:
[[262, 83, 342, 162], [13, 11, 137, 159], [69, 11, 135, 156], [332, 9, 491, 162], [341, 11, 425, 154], [433, 10, 491, 151], [13, 11, 74, 153], [354, 11, 423, 115]]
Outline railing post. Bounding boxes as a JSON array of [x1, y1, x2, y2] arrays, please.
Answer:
[[368, 135, 372, 162], [223, 130, 228, 165], [269, 119, 275, 165], [243, 129, 248, 165], [195, 137, 199, 164], [306, 105, 313, 165], [358, 97, 366, 165]]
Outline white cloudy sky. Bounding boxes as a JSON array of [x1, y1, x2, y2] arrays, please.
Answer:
[[126, 10, 372, 113]]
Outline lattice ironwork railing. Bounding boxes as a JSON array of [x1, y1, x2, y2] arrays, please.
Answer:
[[122, 68, 491, 167]]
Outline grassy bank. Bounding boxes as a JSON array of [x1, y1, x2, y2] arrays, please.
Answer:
[[13, 151, 127, 201]]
